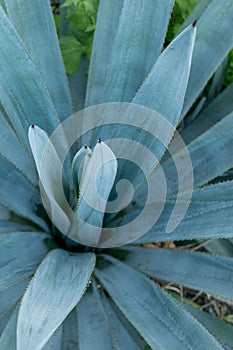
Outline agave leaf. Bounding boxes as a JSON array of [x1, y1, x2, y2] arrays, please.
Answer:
[[0, 155, 48, 230], [60, 309, 79, 350], [0, 0, 5, 9], [0, 6, 61, 136], [28, 125, 71, 234], [76, 141, 117, 246], [43, 326, 63, 350], [68, 56, 89, 112], [71, 145, 92, 196], [207, 57, 228, 103], [133, 23, 196, 125], [17, 249, 95, 350], [5, 0, 72, 120], [0, 204, 10, 220], [182, 83, 233, 144], [76, 280, 114, 349], [60, 0, 69, 37], [101, 291, 142, 350], [136, 181, 233, 243], [0, 114, 37, 185], [0, 232, 50, 291], [178, 0, 212, 31], [204, 240, 233, 258], [100, 0, 174, 103], [116, 246, 233, 300], [182, 0, 233, 117], [95, 255, 223, 350], [0, 305, 19, 350], [0, 221, 34, 234], [164, 112, 233, 191], [0, 279, 28, 317], [106, 297, 147, 349], [181, 302, 233, 350], [85, 0, 123, 107]]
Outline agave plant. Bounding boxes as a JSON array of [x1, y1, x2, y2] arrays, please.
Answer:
[[0, 0, 233, 349]]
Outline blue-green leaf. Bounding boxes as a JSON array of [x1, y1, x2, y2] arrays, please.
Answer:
[[71, 145, 92, 196], [85, 0, 123, 107], [0, 0, 5, 9], [76, 280, 114, 349], [0, 220, 34, 234], [43, 326, 62, 350], [204, 240, 233, 258], [181, 302, 233, 350], [0, 154, 48, 230], [136, 181, 233, 243], [0, 6, 60, 136], [68, 56, 89, 112], [60, 309, 79, 350], [101, 291, 142, 350], [117, 246, 233, 300], [0, 113, 37, 185], [28, 125, 71, 234], [164, 113, 233, 190], [0, 305, 19, 350], [5, 0, 72, 120], [182, 83, 233, 144], [106, 297, 147, 349], [95, 255, 223, 350], [100, 0, 174, 103], [17, 249, 95, 350], [76, 141, 117, 246], [133, 24, 196, 126], [182, 0, 233, 116], [0, 279, 28, 317], [0, 232, 50, 291], [207, 57, 228, 103]]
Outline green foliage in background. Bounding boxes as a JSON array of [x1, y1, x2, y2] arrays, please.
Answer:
[[60, 0, 98, 73], [166, 0, 198, 41]]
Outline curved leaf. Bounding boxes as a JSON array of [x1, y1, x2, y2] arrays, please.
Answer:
[[101, 291, 142, 350], [182, 83, 233, 144], [5, 0, 72, 120], [181, 302, 233, 350], [0, 305, 19, 350], [0, 220, 34, 234], [60, 309, 79, 350], [0, 113, 37, 185], [100, 0, 174, 103], [0, 232, 50, 291], [95, 255, 223, 350], [133, 23, 196, 125], [85, 0, 123, 107], [136, 181, 233, 243], [182, 0, 233, 116], [43, 326, 62, 350], [0, 154, 48, 230], [0, 6, 60, 136], [17, 249, 95, 350], [28, 125, 71, 234], [68, 56, 89, 112], [117, 246, 233, 300], [76, 141, 117, 246], [164, 113, 233, 191], [76, 280, 114, 349]]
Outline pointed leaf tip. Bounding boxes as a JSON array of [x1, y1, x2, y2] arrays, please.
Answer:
[[192, 19, 197, 27]]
